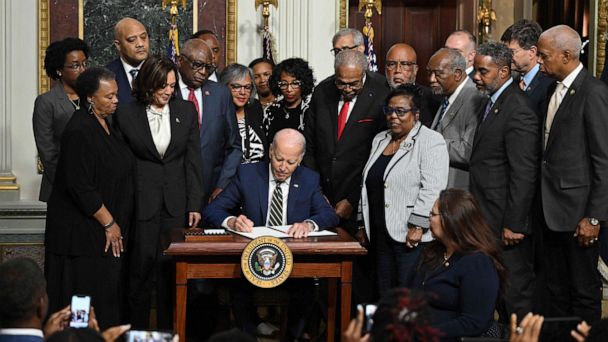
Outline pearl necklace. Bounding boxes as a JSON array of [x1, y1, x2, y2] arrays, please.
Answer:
[[443, 252, 451, 267]]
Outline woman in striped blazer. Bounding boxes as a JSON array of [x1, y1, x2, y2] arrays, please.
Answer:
[[360, 84, 449, 297]]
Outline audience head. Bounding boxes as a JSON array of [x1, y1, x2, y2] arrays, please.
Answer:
[[427, 48, 467, 97], [44, 37, 90, 90], [537, 24, 582, 81], [113, 17, 149, 67], [383, 84, 421, 139], [501, 19, 543, 74], [445, 30, 477, 69], [192, 29, 221, 68], [425, 189, 506, 291], [46, 328, 104, 342], [249, 57, 275, 99], [331, 28, 365, 56], [370, 288, 441, 342], [269, 58, 315, 108], [0, 258, 48, 328], [269, 128, 306, 182], [473, 42, 512, 96], [385, 43, 419, 88], [334, 50, 367, 101], [220, 63, 255, 109], [178, 38, 215, 89], [76, 67, 118, 118], [132, 55, 178, 106]]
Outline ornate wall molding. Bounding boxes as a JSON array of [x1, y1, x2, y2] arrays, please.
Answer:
[[597, 0, 607, 77], [339, 0, 348, 29], [38, 0, 49, 94], [226, 0, 237, 64]]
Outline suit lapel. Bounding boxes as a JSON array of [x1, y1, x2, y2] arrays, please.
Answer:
[[53, 84, 76, 114], [258, 164, 270, 223], [384, 123, 421, 178], [286, 168, 301, 223], [474, 84, 513, 145], [163, 101, 181, 157], [339, 72, 375, 142], [134, 103, 163, 160]]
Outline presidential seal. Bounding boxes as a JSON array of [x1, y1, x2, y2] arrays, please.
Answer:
[[241, 236, 293, 288]]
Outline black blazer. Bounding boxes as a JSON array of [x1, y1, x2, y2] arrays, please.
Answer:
[[106, 58, 136, 105], [303, 71, 390, 207], [469, 83, 540, 235], [114, 99, 203, 220], [524, 70, 554, 117], [541, 68, 608, 231], [243, 99, 268, 160]]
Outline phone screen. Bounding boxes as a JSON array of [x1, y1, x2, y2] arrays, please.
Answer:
[[69, 295, 91, 328], [357, 303, 377, 333], [125, 330, 175, 342]]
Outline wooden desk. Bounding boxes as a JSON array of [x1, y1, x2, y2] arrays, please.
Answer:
[[165, 228, 367, 341]]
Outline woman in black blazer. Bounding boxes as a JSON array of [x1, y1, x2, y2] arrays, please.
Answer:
[[114, 55, 203, 329], [219, 63, 267, 163], [410, 189, 506, 341]]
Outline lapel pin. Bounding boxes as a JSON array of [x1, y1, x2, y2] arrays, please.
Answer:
[[570, 89, 576, 95], [293, 184, 299, 188], [176, 117, 180, 123], [204, 90, 210, 96], [494, 108, 499, 113]]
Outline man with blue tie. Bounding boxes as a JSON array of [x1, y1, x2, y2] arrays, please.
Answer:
[[204, 128, 338, 339]]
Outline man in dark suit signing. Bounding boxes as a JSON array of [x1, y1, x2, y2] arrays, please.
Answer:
[[175, 38, 241, 207], [537, 25, 608, 323], [203, 128, 338, 339], [106, 17, 149, 105], [469, 42, 539, 322]]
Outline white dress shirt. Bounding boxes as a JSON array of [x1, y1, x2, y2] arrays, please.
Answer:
[[337, 74, 367, 121], [146, 104, 171, 158]]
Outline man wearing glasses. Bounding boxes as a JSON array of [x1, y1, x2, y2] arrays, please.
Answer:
[[176, 38, 242, 206], [384, 43, 441, 127], [106, 17, 149, 105], [330, 28, 366, 57], [303, 49, 390, 304]]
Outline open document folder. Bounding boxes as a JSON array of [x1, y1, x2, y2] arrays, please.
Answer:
[[227, 225, 337, 239]]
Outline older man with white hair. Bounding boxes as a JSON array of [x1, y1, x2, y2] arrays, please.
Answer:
[[537, 24, 608, 323]]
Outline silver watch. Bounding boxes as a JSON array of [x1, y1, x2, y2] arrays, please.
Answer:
[[588, 218, 599, 226]]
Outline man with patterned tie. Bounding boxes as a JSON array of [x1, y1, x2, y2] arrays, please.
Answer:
[[175, 38, 241, 208], [106, 17, 149, 105], [427, 48, 484, 189], [537, 25, 608, 323], [469, 42, 539, 323], [203, 129, 338, 339]]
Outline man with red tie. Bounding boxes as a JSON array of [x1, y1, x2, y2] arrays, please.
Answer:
[[175, 38, 241, 208], [303, 50, 390, 304]]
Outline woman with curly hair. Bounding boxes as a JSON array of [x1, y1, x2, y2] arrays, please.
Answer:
[[265, 57, 315, 142], [411, 188, 506, 341], [33, 37, 89, 202]]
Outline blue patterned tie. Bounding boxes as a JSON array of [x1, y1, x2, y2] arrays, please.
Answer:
[[433, 98, 450, 130], [482, 100, 494, 122], [267, 182, 284, 226]]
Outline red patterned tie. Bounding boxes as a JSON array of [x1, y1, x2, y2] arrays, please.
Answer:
[[188, 87, 201, 128], [337, 100, 350, 140]]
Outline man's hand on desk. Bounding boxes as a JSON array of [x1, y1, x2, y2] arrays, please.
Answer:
[[287, 221, 315, 238], [228, 215, 254, 232]]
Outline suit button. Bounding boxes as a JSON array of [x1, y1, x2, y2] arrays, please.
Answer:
[[331, 157, 337, 162], [385, 203, 390, 208], [384, 183, 388, 189], [325, 178, 330, 183], [542, 160, 547, 165]]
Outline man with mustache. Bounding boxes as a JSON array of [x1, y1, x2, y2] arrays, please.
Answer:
[[469, 42, 539, 323], [175, 38, 241, 207], [106, 17, 149, 105], [384, 43, 440, 127]]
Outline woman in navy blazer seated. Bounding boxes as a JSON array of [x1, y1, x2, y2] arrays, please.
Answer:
[[114, 55, 203, 329], [360, 84, 449, 298], [410, 189, 506, 341]]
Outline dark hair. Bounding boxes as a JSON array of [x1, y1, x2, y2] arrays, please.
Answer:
[[419, 189, 507, 294], [269, 58, 315, 97], [132, 55, 178, 104], [248, 57, 275, 69], [207, 328, 257, 342], [370, 288, 441, 342], [0, 258, 46, 326], [44, 37, 90, 80], [477, 42, 512, 69], [191, 29, 217, 40], [505, 20, 543, 50], [46, 328, 104, 342], [75, 67, 116, 101], [385, 83, 422, 113]]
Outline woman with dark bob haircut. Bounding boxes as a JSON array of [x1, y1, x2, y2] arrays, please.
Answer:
[[33, 37, 90, 202], [409, 188, 506, 341], [45, 67, 135, 329], [264, 57, 315, 142], [114, 55, 203, 329]]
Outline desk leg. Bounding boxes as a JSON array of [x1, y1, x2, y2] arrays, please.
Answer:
[[174, 262, 188, 341], [340, 260, 353, 334], [327, 278, 337, 342]]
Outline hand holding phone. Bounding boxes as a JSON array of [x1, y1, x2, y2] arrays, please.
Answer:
[[69, 295, 91, 328], [357, 303, 377, 333]]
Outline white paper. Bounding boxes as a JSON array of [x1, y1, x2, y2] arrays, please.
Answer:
[[269, 225, 337, 237], [227, 225, 337, 239]]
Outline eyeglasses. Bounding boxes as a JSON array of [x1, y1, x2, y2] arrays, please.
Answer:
[[383, 106, 416, 117], [330, 45, 358, 56], [429, 211, 440, 217], [335, 79, 363, 90], [277, 80, 302, 90], [181, 54, 216, 74], [229, 83, 253, 92], [63, 61, 89, 70], [386, 61, 417, 71]]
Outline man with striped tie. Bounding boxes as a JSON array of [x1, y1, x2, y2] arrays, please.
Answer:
[[203, 128, 338, 339]]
